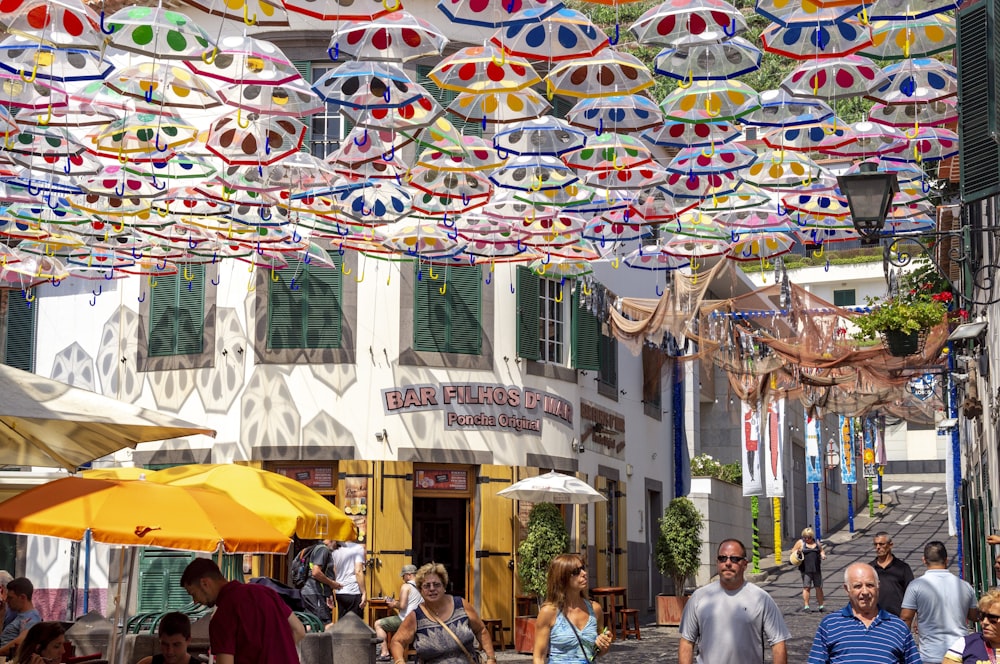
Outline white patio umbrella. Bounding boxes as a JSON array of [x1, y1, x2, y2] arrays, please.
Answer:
[[497, 471, 607, 504], [0, 363, 215, 471]]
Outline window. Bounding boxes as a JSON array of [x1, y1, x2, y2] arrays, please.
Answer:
[[516, 267, 600, 371], [833, 289, 856, 307], [295, 61, 343, 160], [3, 289, 36, 372], [598, 332, 618, 396], [413, 263, 482, 354], [148, 265, 205, 357], [268, 259, 342, 350], [539, 277, 566, 363]]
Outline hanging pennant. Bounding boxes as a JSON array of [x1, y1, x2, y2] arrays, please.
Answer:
[[862, 417, 877, 478], [741, 400, 763, 497], [840, 415, 858, 484], [805, 413, 823, 484], [764, 396, 785, 498]]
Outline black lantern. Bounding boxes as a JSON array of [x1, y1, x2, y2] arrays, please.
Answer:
[[837, 162, 899, 244]]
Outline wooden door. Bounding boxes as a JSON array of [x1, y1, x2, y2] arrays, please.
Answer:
[[370, 461, 414, 598], [594, 476, 610, 588], [475, 465, 515, 643]]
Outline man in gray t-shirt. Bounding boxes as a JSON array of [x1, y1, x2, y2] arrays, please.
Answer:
[[900, 541, 978, 664], [680, 539, 790, 664]]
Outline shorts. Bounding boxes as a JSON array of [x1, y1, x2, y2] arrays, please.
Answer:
[[801, 571, 823, 589], [336, 593, 364, 619], [377, 615, 403, 633]]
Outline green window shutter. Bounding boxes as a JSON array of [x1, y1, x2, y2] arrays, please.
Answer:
[[136, 549, 196, 612], [572, 287, 600, 371], [148, 265, 204, 357], [305, 259, 342, 349], [4, 291, 36, 372], [599, 333, 618, 389], [446, 265, 482, 354], [268, 265, 305, 349], [416, 65, 483, 138], [550, 95, 574, 120], [958, 0, 1000, 202], [833, 289, 856, 307], [516, 266, 540, 361], [414, 263, 448, 351], [293, 60, 314, 151]]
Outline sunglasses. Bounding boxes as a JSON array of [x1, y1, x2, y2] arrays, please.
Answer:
[[717, 555, 746, 564], [570, 567, 586, 576], [982, 612, 1000, 623]]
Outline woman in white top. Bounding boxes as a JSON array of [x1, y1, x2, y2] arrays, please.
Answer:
[[376, 565, 422, 661]]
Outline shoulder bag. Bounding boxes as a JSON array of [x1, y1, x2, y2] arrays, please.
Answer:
[[564, 609, 596, 663], [420, 603, 486, 664]]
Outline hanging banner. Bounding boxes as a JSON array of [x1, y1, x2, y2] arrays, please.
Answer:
[[875, 415, 887, 466], [839, 415, 857, 484], [741, 400, 763, 497], [862, 417, 877, 478], [944, 428, 957, 536], [805, 413, 823, 484], [764, 397, 785, 498]]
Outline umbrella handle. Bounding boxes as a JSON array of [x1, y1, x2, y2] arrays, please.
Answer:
[[327, 43, 340, 61], [202, 47, 219, 65], [655, 283, 663, 297], [19, 62, 38, 84], [611, 256, 620, 269], [705, 95, 721, 118], [724, 17, 738, 37], [581, 281, 591, 296], [383, 144, 395, 162], [237, 108, 251, 129], [439, 281, 447, 295], [100, 11, 116, 34], [678, 70, 693, 89], [905, 121, 919, 139], [271, 268, 280, 282], [608, 23, 620, 46], [290, 277, 300, 290], [554, 279, 563, 303], [211, 274, 221, 286], [428, 264, 439, 280], [383, 0, 400, 10], [813, 242, 824, 258], [23, 288, 35, 303], [491, 49, 507, 67], [243, 3, 257, 25], [342, 261, 352, 276], [354, 128, 369, 146]]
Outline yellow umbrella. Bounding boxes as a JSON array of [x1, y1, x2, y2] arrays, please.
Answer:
[[80, 467, 151, 480], [0, 477, 291, 554], [150, 464, 357, 541]]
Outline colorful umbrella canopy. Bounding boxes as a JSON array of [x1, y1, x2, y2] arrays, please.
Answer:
[[630, 0, 748, 47], [760, 16, 873, 60], [780, 55, 887, 99], [179, 0, 289, 27], [642, 119, 741, 148], [545, 51, 654, 98], [659, 80, 761, 123], [566, 94, 663, 134], [740, 87, 835, 127], [869, 97, 957, 127], [0, 36, 113, 82], [726, 231, 795, 260], [104, 61, 222, 110], [430, 45, 541, 94], [491, 7, 609, 62], [185, 34, 300, 86], [654, 37, 762, 81], [868, 0, 960, 20], [279, 0, 391, 21], [0, 0, 100, 48], [206, 112, 305, 166], [493, 116, 587, 157], [436, 0, 563, 28], [104, 6, 215, 60], [446, 89, 550, 126], [312, 61, 421, 109], [331, 10, 448, 63], [866, 58, 957, 105], [861, 15, 956, 60], [0, 477, 290, 553]]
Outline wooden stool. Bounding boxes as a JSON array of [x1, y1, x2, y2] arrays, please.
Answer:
[[483, 618, 505, 651], [618, 609, 641, 640]]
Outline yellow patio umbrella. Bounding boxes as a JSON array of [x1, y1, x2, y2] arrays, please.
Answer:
[[149, 464, 357, 541], [0, 476, 291, 553], [80, 467, 151, 480]]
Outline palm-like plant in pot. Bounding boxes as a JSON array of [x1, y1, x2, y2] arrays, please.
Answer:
[[514, 503, 568, 652], [654, 496, 703, 625]]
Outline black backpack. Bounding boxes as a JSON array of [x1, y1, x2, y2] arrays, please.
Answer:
[[290, 544, 316, 589]]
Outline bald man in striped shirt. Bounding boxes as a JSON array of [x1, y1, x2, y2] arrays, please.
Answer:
[[807, 562, 920, 664]]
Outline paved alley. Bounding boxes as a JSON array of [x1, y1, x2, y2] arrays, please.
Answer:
[[497, 479, 957, 662]]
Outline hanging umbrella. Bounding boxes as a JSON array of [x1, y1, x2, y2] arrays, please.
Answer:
[[312, 61, 422, 110], [654, 37, 762, 81], [0, 35, 112, 82], [436, 0, 563, 28], [0, 362, 214, 471], [104, 61, 222, 110], [760, 16, 873, 60], [88, 114, 196, 162], [279, 0, 390, 21], [868, 0, 960, 20], [489, 154, 578, 192], [740, 87, 835, 128], [630, 0, 747, 47], [861, 15, 956, 60], [218, 78, 325, 117], [1, 0, 100, 49], [429, 45, 541, 94], [641, 119, 741, 148], [566, 94, 663, 134], [0, 72, 69, 111], [415, 136, 507, 171], [446, 89, 550, 126], [665, 143, 759, 176], [726, 231, 795, 261], [206, 112, 305, 166], [743, 150, 823, 189], [659, 80, 760, 123], [762, 118, 854, 152], [866, 58, 957, 105], [347, 95, 444, 131], [622, 243, 690, 270], [869, 97, 957, 127], [0, 476, 289, 552], [780, 55, 887, 99], [179, 0, 288, 27], [696, 183, 772, 211], [882, 126, 959, 162], [489, 7, 610, 62], [149, 463, 357, 540], [493, 116, 588, 157], [185, 34, 300, 86], [818, 120, 908, 158], [331, 10, 448, 63], [754, 0, 862, 27], [103, 6, 215, 60], [545, 51, 654, 98]]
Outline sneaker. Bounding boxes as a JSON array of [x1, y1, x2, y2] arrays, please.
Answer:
[[803, 605, 811, 612], [377, 656, 392, 662], [818, 605, 825, 612]]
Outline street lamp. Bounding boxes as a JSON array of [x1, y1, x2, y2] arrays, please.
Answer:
[[837, 162, 899, 244]]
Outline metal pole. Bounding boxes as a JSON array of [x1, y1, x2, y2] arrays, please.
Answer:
[[848, 485, 855, 533], [949, 343, 964, 576], [751, 496, 760, 574], [813, 483, 822, 540]]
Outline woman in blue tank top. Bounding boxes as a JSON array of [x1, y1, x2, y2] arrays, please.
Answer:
[[532, 554, 613, 664]]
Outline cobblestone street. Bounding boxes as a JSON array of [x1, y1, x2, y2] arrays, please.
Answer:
[[496, 479, 953, 662]]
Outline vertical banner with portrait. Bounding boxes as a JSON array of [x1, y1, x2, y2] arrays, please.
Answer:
[[862, 417, 877, 478], [343, 476, 369, 542], [805, 413, 823, 484], [839, 415, 858, 484], [741, 400, 763, 497], [764, 397, 785, 498]]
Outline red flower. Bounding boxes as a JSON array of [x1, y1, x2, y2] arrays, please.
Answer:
[[931, 292, 954, 303]]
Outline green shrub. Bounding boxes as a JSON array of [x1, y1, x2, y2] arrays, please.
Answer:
[[655, 497, 704, 597], [690, 453, 742, 485], [516, 503, 569, 601]]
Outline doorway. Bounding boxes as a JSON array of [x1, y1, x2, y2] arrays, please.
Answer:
[[413, 497, 467, 598]]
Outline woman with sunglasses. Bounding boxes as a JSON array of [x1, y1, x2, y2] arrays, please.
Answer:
[[943, 589, 1000, 663], [533, 554, 612, 664], [12, 622, 64, 664], [388, 562, 496, 664]]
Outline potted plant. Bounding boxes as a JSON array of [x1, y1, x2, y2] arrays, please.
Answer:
[[852, 289, 949, 356], [654, 496, 703, 625], [514, 502, 568, 653]]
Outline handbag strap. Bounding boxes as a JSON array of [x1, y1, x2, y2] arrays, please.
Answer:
[[563, 606, 595, 663], [421, 603, 477, 664]]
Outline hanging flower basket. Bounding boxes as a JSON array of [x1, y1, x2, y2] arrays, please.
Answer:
[[880, 328, 926, 357]]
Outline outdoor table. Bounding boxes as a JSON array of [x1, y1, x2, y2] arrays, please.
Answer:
[[589, 587, 627, 639], [367, 597, 394, 629]]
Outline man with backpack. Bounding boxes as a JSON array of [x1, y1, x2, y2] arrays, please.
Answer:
[[295, 540, 340, 625]]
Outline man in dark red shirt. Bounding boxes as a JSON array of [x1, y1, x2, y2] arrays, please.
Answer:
[[181, 558, 305, 664]]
